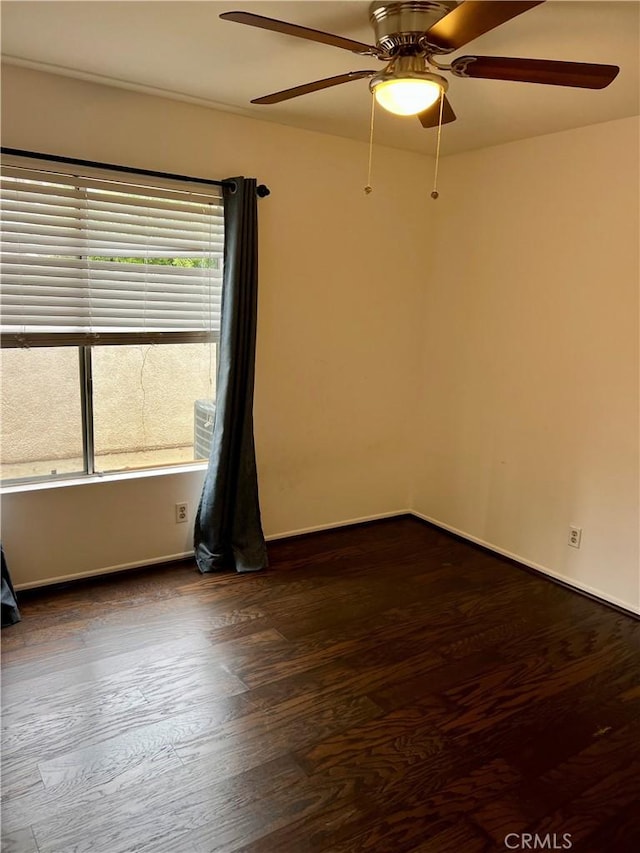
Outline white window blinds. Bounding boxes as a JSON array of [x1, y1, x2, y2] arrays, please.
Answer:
[[0, 158, 224, 346]]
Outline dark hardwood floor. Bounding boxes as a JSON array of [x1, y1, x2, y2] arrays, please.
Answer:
[[2, 516, 639, 853]]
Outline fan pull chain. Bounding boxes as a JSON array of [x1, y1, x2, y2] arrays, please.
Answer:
[[431, 90, 445, 200], [364, 92, 376, 194]]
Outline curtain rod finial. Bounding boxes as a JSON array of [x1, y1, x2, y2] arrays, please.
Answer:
[[256, 184, 270, 198]]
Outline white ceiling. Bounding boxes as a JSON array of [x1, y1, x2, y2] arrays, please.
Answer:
[[1, 1, 638, 155]]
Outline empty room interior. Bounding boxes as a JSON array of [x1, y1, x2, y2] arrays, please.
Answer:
[[1, 1, 639, 852]]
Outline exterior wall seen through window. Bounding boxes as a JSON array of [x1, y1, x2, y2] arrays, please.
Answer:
[[0, 343, 217, 481]]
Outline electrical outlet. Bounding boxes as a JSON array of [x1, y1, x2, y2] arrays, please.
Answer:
[[175, 502, 188, 524], [568, 525, 582, 548]]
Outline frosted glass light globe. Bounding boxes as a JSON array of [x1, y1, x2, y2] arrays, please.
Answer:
[[373, 78, 442, 116]]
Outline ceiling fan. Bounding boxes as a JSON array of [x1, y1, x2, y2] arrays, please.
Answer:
[[220, 1, 620, 127]]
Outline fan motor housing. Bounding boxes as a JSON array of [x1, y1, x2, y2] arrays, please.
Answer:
[[369, 1, 458, 54]]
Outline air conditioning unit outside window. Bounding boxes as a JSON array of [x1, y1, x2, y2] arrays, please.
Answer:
[[194, 399, 216, 460]]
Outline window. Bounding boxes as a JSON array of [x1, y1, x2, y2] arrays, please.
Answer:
[[0, 155, 223, 484]]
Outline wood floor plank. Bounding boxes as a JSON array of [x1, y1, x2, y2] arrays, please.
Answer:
[[0, 827, 39, 853], [440, 631, 636, 739], [410, 823, 504, 853], [514, 754, 640, 848], [38, 738, 182, 799], [231, 799, 369, 853], [406, 821, 496, 853], [441, 657, 640, 819], [472, 782, 560, 844], [24, 691, 256, 790], [11, 561, 196, 626], [538, 720, 640, 803], [580, 798, 640, 852], [2, 595, 269, 664], [298, 696, 449, 776], [300, 716, 470, 802], [188, 772, 351, 853], [2, 743, 183, 835], [1, 625, 283, 688], [31, 754, 305, 853], [233, 612, 455, 690], [2, 685, 150, 761], [1, 754, 44, 801], [241, 640, 445, 719], [302, 759, 519, 853], [1, 633, 242, 701], [2, 516, 638, 853], [319, 813, 458, 853], [504, 681, 640, 779], [174, 692, 382, 771], [68, 603, 269, 659], [1, 634, 87, 667]]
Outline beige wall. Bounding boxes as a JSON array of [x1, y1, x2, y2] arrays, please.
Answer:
[[412, 116, 640, 612], [1, 66, 638, 613], [0, 65, 429, 585]]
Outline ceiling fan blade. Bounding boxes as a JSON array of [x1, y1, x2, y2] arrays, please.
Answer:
[[220, 11, 379, 56], [418, 95, 457, 128], [426, 1, 544, 52], [251, 71, 377, 105], [451, 56, 620, 88]]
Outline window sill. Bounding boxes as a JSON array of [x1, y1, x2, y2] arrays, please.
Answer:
[[1, 463, 208, 496]]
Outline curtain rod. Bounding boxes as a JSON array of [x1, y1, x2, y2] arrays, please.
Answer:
[[0, 147, 270, 197]]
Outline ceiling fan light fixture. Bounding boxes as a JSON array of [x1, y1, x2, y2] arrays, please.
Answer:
[[370, 56, 448, 116], [372, 76, 442, 115]]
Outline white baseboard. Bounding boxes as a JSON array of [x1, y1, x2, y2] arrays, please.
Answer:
[[411, 510, 640, 616], [13, 512, 409, 590], [265, 509, 411, 542], [14, 511, 640, 618], [14, 552, 194, 590]]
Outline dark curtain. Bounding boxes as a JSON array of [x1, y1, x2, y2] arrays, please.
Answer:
[[1, 545, 21, 627], [194, 177, 268, 574]]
